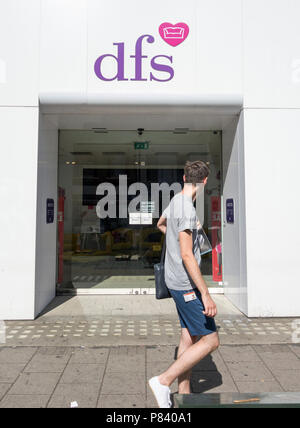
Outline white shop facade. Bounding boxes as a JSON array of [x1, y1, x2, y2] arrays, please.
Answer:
[[1, 0, 300, 319]]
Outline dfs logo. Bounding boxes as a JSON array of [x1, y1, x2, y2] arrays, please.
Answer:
[[94, 22, 189, 82]]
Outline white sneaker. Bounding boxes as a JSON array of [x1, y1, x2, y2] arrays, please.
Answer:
[[148, 376, 172, 408]]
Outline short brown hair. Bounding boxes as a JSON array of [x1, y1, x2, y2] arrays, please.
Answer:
[[184, 160, 210, 184]]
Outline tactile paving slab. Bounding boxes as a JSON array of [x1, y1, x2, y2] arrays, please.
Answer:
[[1, 316, 299, 346]]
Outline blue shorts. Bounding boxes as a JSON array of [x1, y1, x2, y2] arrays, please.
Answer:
[[169, 288, 217, 336]]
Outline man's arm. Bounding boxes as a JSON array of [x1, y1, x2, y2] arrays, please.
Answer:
[[157, 215, 167, 235], [179, 230, 217, 318]]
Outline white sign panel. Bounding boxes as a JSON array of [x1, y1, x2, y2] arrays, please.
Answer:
[[141, 213, 153, 225], [129, 212, 141, 225]]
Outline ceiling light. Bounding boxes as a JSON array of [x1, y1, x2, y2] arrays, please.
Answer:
[[70, 152, 93, 156], [92, 128, 108, 133], [173, 128, 189, 134]]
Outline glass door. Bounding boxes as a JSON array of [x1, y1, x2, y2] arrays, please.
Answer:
[[56, 130, 222, 294]]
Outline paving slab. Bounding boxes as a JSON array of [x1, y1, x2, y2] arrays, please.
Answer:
[[109, 345, 145, 357], [100, 372, 145, 395], [47, 383, 100, 408], [0, 363, 25, 383], [219, 345, 261, 362], [60, 363, 105, 384], [235, 380, 284, 393], [107, 346, 145, 371], [270, 370, 300, 391], [0, 394, 49, 408], [257, 353, 300, 371], [0, 384, 11, 401], [106, 355, 145, 373], [225, 361, 275, 382], [8, 372, 61, 396], [24, 349, 71, 373], [289, 345, 300, 357], [146, 345, 177, 362], [97, 394, 146, 408], [254, 344, 294, 353], [0, 347, 37, 363], [68, 347, 109, 364]]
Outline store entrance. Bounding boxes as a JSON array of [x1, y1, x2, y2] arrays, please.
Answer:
[[57, 130, 222, 294]]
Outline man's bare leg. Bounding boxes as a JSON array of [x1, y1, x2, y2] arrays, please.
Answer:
[[158, 332, 219, 387], [177, 328, 198, 394]]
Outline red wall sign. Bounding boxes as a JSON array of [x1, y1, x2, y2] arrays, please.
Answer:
[[57, 187, 65, 284], [211, 196, 222, 282]]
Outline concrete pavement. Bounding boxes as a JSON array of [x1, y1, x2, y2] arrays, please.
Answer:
[[0, 344, 300, 407], [1, 295, 298, 346], [0, 295, 300, 408], [36, 294, 241, 319]]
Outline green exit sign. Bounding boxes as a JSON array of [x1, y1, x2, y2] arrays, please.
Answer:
[[134, 141, 149, 150]]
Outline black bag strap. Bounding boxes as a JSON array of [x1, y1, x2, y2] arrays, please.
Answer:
[[160, 237, 166, 263]]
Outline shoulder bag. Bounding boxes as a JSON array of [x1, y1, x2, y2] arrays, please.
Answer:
[[153, 239, 171, 299]]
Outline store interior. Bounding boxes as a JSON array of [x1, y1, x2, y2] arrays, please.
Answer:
[[57, 129, 222, 293]]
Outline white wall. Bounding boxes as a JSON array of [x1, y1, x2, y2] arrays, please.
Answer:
[[222, 113, 248, 315], [243, 0, 300, 109], [39, 0, 242, 97], [0, 0, 40, 106], [0, 0, 40, 319], [241, 0, 300, 316], [0, 108, 39, 319], [243, 109, 300, 316], [34, 112, 58, 317]]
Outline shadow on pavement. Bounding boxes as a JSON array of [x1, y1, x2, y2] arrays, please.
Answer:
[[190, 354, 223, 393], [173, 346, 223, 393], [36, 295, 74, 319]]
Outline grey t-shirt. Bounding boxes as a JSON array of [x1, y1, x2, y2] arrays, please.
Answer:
[[162, 192, 201, 291]]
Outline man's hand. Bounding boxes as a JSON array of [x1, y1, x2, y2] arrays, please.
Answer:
[[201, 293, 217, 318], [157, 215, 167, 235]]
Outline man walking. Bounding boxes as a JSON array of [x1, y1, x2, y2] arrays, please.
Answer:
[[149, 160, 219, 408]]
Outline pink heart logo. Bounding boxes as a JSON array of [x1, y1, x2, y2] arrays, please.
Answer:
[[159, 22, 189, 47]]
